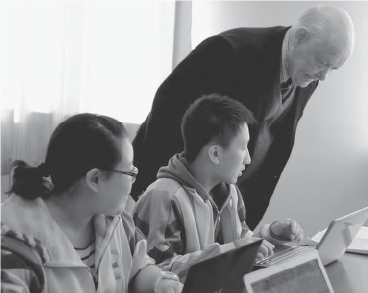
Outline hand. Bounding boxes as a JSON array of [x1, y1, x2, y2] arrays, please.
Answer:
[[271, 218, 304, 243], [256, 238, 274, 261], [156, 279, 183, 293], [238, 236, 274, 261]]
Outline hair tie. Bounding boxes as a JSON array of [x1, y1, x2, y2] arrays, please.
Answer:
[[38, 163, 50, 177]]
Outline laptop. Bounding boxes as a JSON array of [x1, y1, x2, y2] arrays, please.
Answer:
[[181, 238, 263, 293], [244, 249, 334, 293], [255, 206, 368, 267]]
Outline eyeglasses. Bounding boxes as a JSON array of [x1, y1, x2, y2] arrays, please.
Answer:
[[108, 166, 138, 182]]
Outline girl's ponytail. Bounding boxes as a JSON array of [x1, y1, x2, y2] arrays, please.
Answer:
[[6, 160, 52, 199]]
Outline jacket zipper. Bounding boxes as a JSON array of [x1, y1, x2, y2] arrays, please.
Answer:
[[214, 196, 231, 232], [215, 210, 221, 229], [94, 216, 121, 284]]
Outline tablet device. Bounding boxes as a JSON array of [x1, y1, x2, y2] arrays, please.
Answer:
[[182, 238, 263, 293], [244, 249, 334, 293]]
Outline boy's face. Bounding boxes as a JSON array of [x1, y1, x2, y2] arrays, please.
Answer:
[[217, 123, 251, 184]]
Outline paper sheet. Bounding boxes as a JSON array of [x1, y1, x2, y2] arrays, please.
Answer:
[[346, 226, 368, 252]]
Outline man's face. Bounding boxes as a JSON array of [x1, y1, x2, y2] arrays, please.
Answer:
[[217, 123, 251, 185], [288, 33, 348, 88]]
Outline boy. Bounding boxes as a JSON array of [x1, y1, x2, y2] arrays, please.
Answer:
[[133, 94, 303, 281]]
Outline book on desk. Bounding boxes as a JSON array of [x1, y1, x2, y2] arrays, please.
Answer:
[[312, 225, 368, 255]]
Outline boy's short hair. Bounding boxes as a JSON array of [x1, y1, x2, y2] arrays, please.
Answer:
[[181, 93, 256, 162]]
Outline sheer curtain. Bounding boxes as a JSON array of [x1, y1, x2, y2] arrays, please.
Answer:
[[1, 1, 176, 175]]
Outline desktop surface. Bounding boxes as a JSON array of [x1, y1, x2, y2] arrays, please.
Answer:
[[325, 252, 368, 293]]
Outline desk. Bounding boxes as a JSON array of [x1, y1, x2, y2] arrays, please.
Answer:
[[325, 252, 368, 293]]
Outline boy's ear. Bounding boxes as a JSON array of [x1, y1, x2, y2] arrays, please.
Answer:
[[208, 146, 220, 164], [85, 168, 100, 192]]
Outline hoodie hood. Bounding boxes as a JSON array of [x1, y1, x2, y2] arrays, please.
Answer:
[[157, 152, 211, 202], [1, 221, 50, 264], [1, 195, 120, 267], [157, 152, 232, 209], [1, 196, 86, 266]]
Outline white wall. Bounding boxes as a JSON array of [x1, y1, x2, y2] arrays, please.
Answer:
[[1, 175, 11, 203], [193, 1, 368, 236]]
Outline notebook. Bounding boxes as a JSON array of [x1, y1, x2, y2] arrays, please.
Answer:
[[244, 249, 334, 293], [255, 206, 368, 267], [181, 238, 263, 293]]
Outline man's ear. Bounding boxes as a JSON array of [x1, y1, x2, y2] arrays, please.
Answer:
[[85, 168, 100, 192], [208, 146, 220, 164], [293, 26, 309, 47]]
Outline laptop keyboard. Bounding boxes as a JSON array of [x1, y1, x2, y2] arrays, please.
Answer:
[[255, 245, 316, 266]]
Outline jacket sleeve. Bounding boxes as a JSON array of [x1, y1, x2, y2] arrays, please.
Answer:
[[120, 211, 156, 283], [1, 244, 45, 293], [132, 186, 254, 283]]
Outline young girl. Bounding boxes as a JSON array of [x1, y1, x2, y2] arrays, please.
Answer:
[[1, 113, 183, 293]]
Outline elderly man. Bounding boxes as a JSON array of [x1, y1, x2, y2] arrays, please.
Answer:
[[131, 5, 355, 229]]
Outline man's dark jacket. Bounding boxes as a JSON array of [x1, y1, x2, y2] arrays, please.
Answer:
[[132, 26, 318, 229]]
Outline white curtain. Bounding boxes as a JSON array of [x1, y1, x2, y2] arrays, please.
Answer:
[[1, 0, 176, 174], [172, 1, 192, 69]]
